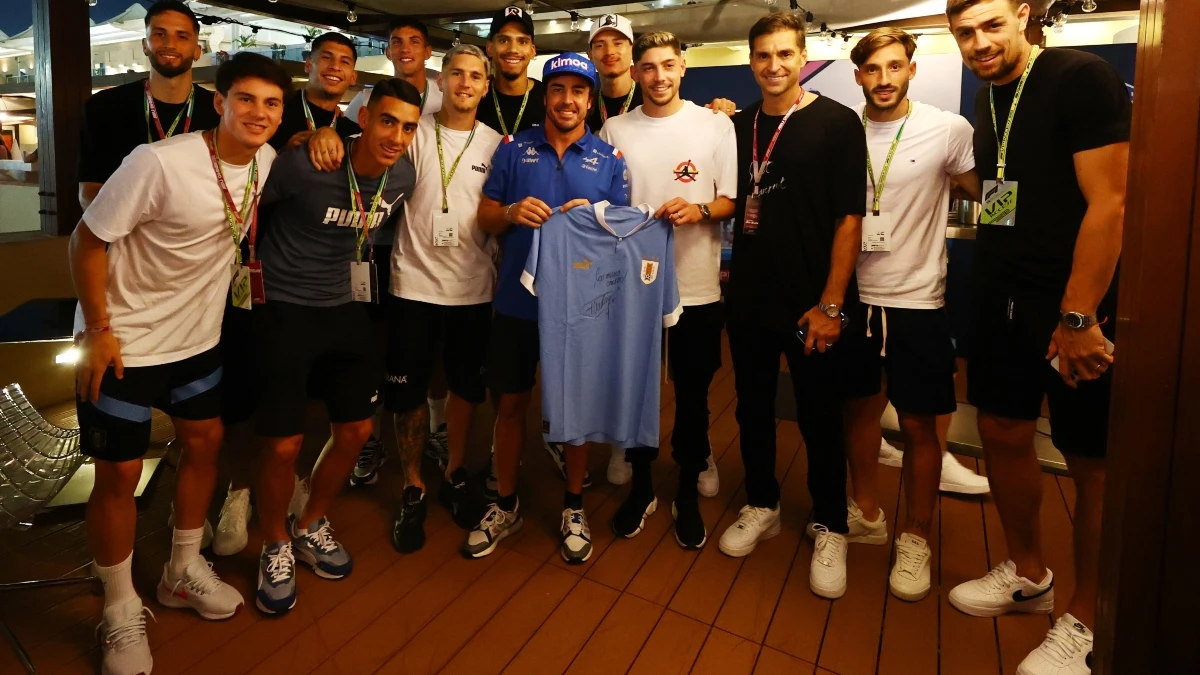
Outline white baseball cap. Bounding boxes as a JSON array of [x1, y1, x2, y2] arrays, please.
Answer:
[[588, 13, 634, 44]]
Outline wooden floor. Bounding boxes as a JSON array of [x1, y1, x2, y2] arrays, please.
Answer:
[[0, 341, 1080, 675]]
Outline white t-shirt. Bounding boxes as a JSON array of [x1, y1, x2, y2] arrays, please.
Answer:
[[852, 100, 975, 309], [74, 132, 276, 367], [345, 72, 442, 122], [599, 100, 737, 307], [391, 113, 503, 305]]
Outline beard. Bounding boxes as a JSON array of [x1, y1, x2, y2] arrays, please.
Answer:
[[548, 107, 582, 133], [973, 47, 1022, 82], [867, 80, 910, 110], [147, 51, 194, 79], [644, 83, 676, 107]]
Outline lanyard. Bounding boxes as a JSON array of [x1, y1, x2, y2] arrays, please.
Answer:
[[751, 90, 804, 194], [345, 140, 390, 263], [600, 83, 637, 123], [301, 93, 340, 131], [492, 82, 530, 137], [435, 118, 478, 213], [862, 100, 912, 216], [990, 45, 1040, 183], [144, 80, 194, 144], [420, 85, 428, 112], [204, 129, 258, 265]]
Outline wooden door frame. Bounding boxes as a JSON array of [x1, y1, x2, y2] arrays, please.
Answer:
[[1095, 0, 1200, 672]]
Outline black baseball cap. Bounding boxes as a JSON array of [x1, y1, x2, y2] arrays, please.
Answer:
[[489, 5, 535, 38]]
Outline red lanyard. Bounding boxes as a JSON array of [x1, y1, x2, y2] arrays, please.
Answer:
[[751, 89, 804, 195], [204, 129, 259, 263], [145, 79, 194, 143]]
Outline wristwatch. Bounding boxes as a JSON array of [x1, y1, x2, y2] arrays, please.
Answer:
[[819, 302, 842, 319], [1061, 311, 1098, 330], [698, 203, 712, 221]]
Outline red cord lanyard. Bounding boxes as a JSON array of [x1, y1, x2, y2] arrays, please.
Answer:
[[204, 129, 259, 265], [145, 80, 194, 143], [346, 140, 390, 263], [750, 90, 804, 195], [302, 93, 340, 131]]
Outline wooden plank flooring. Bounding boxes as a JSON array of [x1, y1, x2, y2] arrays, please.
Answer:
[[1, 337, 1078, 675]]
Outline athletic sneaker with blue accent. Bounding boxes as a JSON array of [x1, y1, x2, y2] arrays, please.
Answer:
[[290, 516, 353, 579], [559, 508, 593, 564], [463, 500, 523, 558], [256, 541, 297, 615]]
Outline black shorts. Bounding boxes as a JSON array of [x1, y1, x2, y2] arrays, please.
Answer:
[[219, 302, 256, 426], [843, 305, 958, 416], [486, 313, 540, 395], [384, 296, 491, 413], [966, 288, 1115, 459], [253, 300, 382, 437], [77, 347, 223, 463]]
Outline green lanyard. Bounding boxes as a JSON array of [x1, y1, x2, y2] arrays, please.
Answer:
[[600, 83, 637, 123], [301, 93, 339, 131], [435, 118, 478, 213], [862, 100, 912, 217], [990, 45, 1041, 183], [205, 129, 258, 265], [345, 140, 390, 263], [492, 82, 530, 137]]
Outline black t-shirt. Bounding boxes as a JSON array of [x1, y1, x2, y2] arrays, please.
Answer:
[[727, 96, 867, 332], [268, 89, 363, 151], [586, 83, 644, 133], [972, 47, 1131, 303], [79, 79, 220, 184], [476, 78, 546, 136]]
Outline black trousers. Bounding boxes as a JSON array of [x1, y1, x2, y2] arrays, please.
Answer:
[[625, 302, 724, 476], [727, 319, 849, 534]]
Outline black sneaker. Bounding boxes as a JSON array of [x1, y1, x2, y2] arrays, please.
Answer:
[[611, 491, 658, 538], [438, 468, 481, 530], [392, 486, 426, 553], [349, 436, 386, 487], [425, 423, 449, 471], [671, 499, 707, 550], [544, 440, 593, 488]]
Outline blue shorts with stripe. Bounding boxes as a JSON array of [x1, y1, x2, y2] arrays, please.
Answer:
[[76, 347, 223, 463]]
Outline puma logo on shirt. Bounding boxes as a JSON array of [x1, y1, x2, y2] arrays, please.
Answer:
[[321, 193, 405, 228]]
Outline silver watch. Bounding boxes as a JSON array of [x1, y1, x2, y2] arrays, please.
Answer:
[[1061, 311, 1098, 330], [819, 302, 841, 319]]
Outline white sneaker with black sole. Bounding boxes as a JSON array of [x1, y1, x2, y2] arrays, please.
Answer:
[[718, 504, 781, 557], [560, 508, 593, 564], [949, 560, 1055, 617], [350, 437, 387, 487], [889, 532, 932, 601], [805, 499, 888, 545], [1017, 614, 1094, 675], [809, 526, 848, 599]]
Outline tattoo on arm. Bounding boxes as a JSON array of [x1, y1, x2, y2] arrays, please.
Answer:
[[394, 407, 429, 482]]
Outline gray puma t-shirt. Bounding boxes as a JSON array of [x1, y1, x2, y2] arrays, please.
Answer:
[[258, 141, 415, 306]]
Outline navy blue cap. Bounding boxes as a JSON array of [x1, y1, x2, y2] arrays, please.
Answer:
[[542, 52, 598, 88]]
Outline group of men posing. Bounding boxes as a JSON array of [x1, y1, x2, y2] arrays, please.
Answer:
[[71, 1, 1126, 674]]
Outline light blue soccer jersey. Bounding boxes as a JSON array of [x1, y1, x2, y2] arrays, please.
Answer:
[[521, 202, 682, 449]]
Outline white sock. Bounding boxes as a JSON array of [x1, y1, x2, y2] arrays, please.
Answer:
[[428, 396, 447, 432], [167, 527, 204, 581], [95, 553, 138, 608]]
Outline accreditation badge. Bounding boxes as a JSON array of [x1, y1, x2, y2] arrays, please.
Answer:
[[743, 194, 761, 235], [350, 261, 378, 303], [980, 180, 1018, 227], [230, 264, 252, 310], [247, 260, 266, 305], [861, 213, 893, 252]]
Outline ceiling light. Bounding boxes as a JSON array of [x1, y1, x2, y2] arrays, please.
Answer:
[[1052, 12, 1067, 33], [346, 4, 357, 23], [841, 33, 851, 50], [88, 0, 98, 6], [582, 18, 593, 32], [570, 12, 580, 31], [525, 1, 534, 15], [1081, 0, 1098, 12], [453, 30, 461, 47]]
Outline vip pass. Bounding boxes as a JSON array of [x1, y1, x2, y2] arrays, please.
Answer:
[[345, 140, 390, 263], [144, 80, 194, 144]]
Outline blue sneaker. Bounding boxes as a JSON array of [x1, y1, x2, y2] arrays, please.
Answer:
[[256, 541, 297, 616], [290, 516, 354, 579]]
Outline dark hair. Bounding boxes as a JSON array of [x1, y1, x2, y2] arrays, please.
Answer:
[[633, 31, 681, 64], [946, 0, 1022, 19], [145, 0, 200, 35], [388, 17, 430, 43], [748, 12, 807, 53], [850, 28, 918, 67], [367, 77, 423, 111], [310, 32, 358, 63], [215, 52, 293, 97]]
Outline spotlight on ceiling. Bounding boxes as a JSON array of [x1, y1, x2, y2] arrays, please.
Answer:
[[1081, 0, 1098, 12], [346, 3, 357, 23]]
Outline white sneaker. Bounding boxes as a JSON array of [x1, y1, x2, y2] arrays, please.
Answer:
[[949, 560, 1055, 617], [806, 499, 887, 545], [697, 455, 719, 498], [156, 556, 244, 620], [607, 447, 631, 485], [97, 597, 155, 675], [809, 526, 848, 599], [940, 452, 991, 495], [167, 504, 213, 550], [878, 438, 903, 467], [288, 475, 310, 521], [212, 487, 251, 557], [889, 532, 932, 601], [1017, 614, 1094, 675], [718, 504, 781, 557]]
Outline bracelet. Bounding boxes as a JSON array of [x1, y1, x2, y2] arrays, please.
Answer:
[[505, 203, 516, 223], [86, 324, 111, 334], [85, 316, 110, 328]]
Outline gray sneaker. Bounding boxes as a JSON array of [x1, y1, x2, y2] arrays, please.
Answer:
[[560, 508, 593, 565], [255, 542, 297, 615], [350, 437, 386, 487], [463, 501, 523, 558], [290, 516, 354, 579], [425, 424, 450, 471]]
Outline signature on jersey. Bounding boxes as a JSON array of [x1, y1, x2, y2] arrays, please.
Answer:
[[582, 291, 618, 319]]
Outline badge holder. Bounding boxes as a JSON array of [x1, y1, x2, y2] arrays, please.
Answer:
[[350, 260, 378, 303], [743, 193, 761, 235], [862, 212, 892, 252], [433, 210, 460, 247], [981, 180, 1018, 227]]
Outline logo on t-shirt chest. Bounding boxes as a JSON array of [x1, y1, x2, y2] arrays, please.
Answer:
[[321, 193, 403, 229], [673, 160, 699, 183]]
